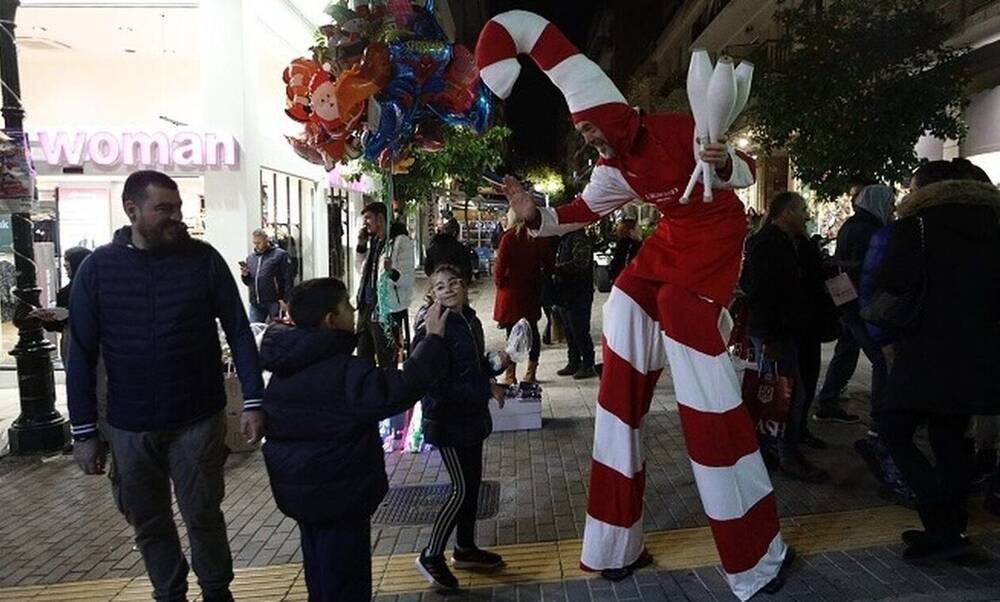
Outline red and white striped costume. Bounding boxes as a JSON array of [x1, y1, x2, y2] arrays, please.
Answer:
[[477, 11, 787, 601]]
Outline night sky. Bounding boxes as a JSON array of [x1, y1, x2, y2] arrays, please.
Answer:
[[482, 0, 610, 170]]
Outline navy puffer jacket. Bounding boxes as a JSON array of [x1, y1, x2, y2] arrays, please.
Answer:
[[67, 227, 264, 439], [414, 305, 497, 448], [261, 325, 447, 524]]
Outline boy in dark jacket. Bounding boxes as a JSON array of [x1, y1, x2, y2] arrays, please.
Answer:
[[259, 278, 451, 601], [414, 264, 508, 591]]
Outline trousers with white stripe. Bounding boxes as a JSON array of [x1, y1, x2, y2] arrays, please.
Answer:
[[424, 443, 483, 557], [581, 271, 787, 602]]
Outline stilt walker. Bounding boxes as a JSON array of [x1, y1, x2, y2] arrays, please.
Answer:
[[475, 12, 789, 601]]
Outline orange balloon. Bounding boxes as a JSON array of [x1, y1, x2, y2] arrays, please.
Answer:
[[334, 65, 382, 121]]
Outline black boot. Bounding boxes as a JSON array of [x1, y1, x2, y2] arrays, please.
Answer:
[[557, 363, 580, 376]]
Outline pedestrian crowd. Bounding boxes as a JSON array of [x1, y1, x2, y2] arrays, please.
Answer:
[[43, 160, 1000, 601], [739, 158, 1000, 565]]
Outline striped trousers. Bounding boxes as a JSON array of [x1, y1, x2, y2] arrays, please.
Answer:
[[581, 271, 787, 601]]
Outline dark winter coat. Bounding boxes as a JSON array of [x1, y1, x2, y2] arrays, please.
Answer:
[[67, 227, 265, 439], [242, 245, 294, 305], [260, 325, 447, 524], [875, 180, 1000, 416], [833, 208, 883, 314], [492, 228, 553, 326], [554, 230, 594, 296], [741, 223, 837, 344], [413, 305, 495, 448]]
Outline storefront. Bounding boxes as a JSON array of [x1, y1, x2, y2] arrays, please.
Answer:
[[2, 0, 354, 366]]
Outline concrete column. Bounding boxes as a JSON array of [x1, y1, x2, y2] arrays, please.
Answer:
[[199, 0, 261, 302]]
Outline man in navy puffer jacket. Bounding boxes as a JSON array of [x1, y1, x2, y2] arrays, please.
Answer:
[[260, 278, 450, 601], [68, 170, 265, 602]]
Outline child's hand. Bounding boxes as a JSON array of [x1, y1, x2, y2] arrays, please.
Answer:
[[241, 410, 266, 444], [491, 383, 507, 408], [423, 302, 449, 337]]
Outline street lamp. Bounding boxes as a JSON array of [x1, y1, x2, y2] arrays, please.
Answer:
[[0, 0, 69, 454]]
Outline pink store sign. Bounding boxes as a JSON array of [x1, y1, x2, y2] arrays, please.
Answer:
[[27, 131, 240, 169]]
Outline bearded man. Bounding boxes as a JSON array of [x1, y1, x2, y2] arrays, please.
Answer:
[[477, 11, 791, 600], [67, 170, 265, 602]]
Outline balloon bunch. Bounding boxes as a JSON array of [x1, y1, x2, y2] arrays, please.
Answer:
[[681, 50, 753, 203], [283, 0, 491, 172]]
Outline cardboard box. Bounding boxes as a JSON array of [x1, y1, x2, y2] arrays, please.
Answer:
[[489, 384, 543, 432], [224, 375, 259, 453]]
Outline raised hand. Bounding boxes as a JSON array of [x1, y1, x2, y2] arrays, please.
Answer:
[[501, 175, 538, 224]]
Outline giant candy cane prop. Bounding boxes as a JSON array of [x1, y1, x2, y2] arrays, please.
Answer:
[[680, 50, 753, 203]]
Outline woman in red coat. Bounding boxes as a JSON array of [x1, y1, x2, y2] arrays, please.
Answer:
[[493, 214, 552, 384]]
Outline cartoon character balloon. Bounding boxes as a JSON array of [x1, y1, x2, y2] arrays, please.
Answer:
[[282, 0, 491, 169]]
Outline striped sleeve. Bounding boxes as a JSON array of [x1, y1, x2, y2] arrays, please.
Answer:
[[530, 164, 637, 237], [717, 148, 756, 190]]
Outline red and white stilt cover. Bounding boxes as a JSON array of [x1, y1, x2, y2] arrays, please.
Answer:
[[476, 11, 787, 601]]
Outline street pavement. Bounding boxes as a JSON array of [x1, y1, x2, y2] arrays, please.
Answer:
[[1, 276, 999, 601]]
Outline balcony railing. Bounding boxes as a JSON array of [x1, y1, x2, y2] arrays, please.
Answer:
[[724, 39, 789, 73], [691, 0, 735, 43]]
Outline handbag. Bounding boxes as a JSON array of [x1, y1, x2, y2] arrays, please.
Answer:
[[741, 360, 793, 439], [860, 217, 925, 330]]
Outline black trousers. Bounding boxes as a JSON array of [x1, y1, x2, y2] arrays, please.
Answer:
[[556, 289, 595, 367], [425, 442, 484, 556], [298, 517, 371, 602], [505, 320, 541, 363], [877, 411, 973, 537], [796, 335, 821, 409]]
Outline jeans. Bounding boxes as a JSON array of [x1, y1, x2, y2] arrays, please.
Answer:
[[817, 311, 887, 414], [357, 304, 397, 368], [248, 301, 280, 324], [425, 442, 484, 556], [877, 411, 972, 537], [298, 517, 372, 602], [556, 290, 595, 367], [109, 412, 232, 602], [750, 336, 810, 457]]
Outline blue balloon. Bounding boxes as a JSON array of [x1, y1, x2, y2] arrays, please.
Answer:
[[361, 10, 491, 161], [428, 81, 492, 132], [363, 99, 404, 162]]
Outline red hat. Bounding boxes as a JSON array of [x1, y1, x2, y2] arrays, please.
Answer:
[[475, 10, 637, 151]]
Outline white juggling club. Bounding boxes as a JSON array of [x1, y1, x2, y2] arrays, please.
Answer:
[[680, 49, 713, 204], [681, 51, 754, 204], [729, 60, 754, 131], [702, 56, 736, 202]]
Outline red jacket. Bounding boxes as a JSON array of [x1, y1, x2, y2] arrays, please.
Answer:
[[492, 228, 552, 326], [534, 112, 755, 305]]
